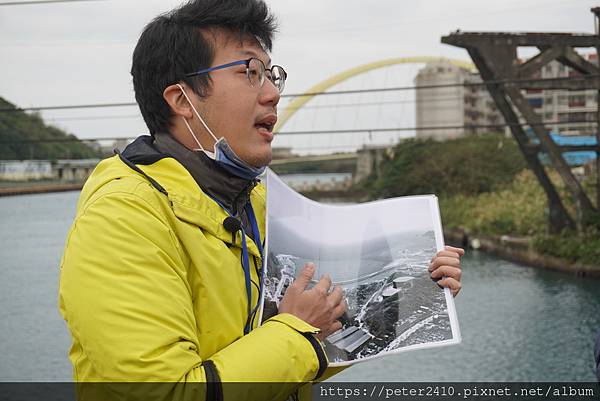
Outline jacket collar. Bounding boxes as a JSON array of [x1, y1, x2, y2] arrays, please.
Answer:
[[153, 132, 258, 216], [122, 133, 258, 217], [118, 135, 265, 257]]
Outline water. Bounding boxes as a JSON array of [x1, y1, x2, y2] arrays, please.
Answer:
[[0, 191, 78, 381], [1, 191, 600, 381], [335, 251, 600, 382]]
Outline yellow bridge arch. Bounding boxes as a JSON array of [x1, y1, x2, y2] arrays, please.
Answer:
[[276, 56, 475, 131]]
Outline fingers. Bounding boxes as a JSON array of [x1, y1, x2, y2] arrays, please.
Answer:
[[430, 248, 462, 297], [291, 263, 315, 291], [431, 247, 465, 261], [429, 256, 460, 270], [330, 320, 342, 333], [430, 265, 461, 281], [313, 273, 332, 294], [331, 298, 347, 319], [318, 320, 343, 341], [437, 277, 462, 297], [433, 250, 460, 259], [327, 285, 344, 306], [445, 246, 465, 256]]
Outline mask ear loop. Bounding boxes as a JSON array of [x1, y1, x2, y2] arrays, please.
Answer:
[[176, 83, 220, 150], [181, 118, 205, 152]]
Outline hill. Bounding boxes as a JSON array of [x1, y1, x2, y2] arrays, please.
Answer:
[[364, 134, 527, 198], [361, 134, 599, 266], [0, 97, 101, 160]]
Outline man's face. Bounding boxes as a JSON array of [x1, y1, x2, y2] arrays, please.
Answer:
[[189, 30, 280, 168]]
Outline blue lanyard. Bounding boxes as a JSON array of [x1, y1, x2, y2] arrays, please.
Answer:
[[206, 195, 263, 335], [245, 203, 264, 333]]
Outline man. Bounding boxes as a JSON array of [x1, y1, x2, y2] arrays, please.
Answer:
[[58, 0, 463, 400]]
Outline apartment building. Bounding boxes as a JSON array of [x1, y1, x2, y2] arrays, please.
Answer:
[[524, 54, 597, 137], [414, 59, 504, 140], [415, 55, 598, 140]]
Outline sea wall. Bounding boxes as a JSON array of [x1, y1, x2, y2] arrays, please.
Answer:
[[0, 182, 83, 197], [444, 228, 600, 277]]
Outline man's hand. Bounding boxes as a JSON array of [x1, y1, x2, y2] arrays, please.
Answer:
[[278, 263, 347, 341], [429, 245, 464, 297]]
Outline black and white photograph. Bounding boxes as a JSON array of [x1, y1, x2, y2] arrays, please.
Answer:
[[262, 170, 461, 366]]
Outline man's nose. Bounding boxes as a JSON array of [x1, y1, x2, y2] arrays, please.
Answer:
[[259, 79, 280, 107]]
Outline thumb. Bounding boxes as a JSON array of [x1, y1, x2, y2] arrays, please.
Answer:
[[291, 263, 315, 291]]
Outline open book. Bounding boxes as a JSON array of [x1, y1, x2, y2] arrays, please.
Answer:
[[259, 169, 461, 367]]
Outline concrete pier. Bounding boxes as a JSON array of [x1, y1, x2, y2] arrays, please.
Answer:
[[0, 182, 83, 197]]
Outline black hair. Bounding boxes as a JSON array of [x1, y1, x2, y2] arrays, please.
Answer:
[[131, 0, 277, 135]]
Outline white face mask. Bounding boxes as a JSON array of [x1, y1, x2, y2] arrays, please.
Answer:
[[176, 83, 266, 180]]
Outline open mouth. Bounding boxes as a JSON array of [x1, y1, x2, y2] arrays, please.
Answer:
[[255, 114, 277, 133], [254, 122, 275, 132]]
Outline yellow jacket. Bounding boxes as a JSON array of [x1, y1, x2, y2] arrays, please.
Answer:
[[59, 143, 332, 400]]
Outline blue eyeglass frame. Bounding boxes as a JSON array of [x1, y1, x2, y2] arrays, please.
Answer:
[[185, 59, 249, 77], [184, 57, 287, 92]]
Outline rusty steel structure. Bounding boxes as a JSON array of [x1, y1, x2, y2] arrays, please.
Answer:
[[442, 8, 600, 233]]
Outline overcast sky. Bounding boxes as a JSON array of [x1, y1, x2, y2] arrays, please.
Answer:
[[0, 0, 597, 151]]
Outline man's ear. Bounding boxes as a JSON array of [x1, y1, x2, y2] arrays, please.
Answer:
[[163, 83, 194, 119]]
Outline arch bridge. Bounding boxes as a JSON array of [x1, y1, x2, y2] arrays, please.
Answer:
[[271, 57, 474, 190]]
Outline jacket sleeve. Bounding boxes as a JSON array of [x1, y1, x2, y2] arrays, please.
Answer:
[[59, 186, 325, 401]]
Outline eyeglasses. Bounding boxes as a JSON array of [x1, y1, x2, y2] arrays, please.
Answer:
[[185, 58, 287, 94]]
